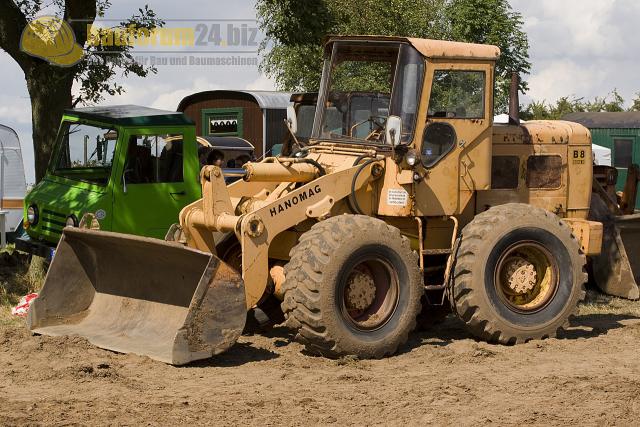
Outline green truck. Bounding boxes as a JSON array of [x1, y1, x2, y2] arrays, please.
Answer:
[[17, 105, 254, 258]]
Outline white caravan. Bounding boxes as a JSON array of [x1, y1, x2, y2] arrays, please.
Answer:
[[0, 124, 27, 245]]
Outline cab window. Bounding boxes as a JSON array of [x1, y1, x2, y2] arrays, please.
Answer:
[[295, 105, 316, 142], [54, 122, 118, 185], [125, 134, 184, 184], [428, 70, 485, 119], [421, 122, 456, 168]]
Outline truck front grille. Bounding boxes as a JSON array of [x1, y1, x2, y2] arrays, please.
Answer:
[[41, 209, 66, 235]]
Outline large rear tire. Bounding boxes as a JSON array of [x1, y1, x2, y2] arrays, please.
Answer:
[[281, 215, 423, 358], [453, 204, 587, 344]]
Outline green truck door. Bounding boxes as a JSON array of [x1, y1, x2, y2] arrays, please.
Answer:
[[112, 129, 200, 239]]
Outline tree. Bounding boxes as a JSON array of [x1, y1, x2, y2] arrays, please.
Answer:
[[631, 93, 640, 112], [446, 0, 530, 111], [521, 89, 632, 121], [0, 0, 162, 181], [256, 0, 529, 112]]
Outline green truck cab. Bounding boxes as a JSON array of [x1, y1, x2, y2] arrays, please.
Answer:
[[17, 105, 221, 257]]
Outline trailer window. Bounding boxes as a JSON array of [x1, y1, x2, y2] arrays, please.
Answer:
[[526, 155, 563, 189], [125, 134, 184, 184], [54, 122, 118, 185], [492, 156, 520, 189], [614, 138, 633, 168], [202, 108, 243, 137]]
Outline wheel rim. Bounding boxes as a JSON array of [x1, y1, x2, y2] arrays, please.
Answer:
[[340, 256, 400, 331], [494, 241, 559, 314]]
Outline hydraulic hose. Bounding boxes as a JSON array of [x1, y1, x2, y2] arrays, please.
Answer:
[[297, 158, 326, 176], [349, 158, 378, 215]]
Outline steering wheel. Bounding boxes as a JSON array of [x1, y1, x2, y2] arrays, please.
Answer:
[[349, 115, 387, 140]]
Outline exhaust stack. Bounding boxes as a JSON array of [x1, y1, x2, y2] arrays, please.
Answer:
[[509, 72, 520, 125]]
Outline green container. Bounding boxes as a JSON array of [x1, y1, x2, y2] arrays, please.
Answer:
[[563, 112, 640, 210]]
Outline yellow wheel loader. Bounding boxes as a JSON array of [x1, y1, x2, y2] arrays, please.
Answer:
[[28, 36, 640, 365]]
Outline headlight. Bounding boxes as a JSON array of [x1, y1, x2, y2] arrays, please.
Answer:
[[27, 205, 39, 225], [65, 215, 79, 228], [405, 150, 419, 167]]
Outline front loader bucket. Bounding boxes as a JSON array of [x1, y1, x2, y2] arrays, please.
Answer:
[[590, 195, 640, 300], [27, 228, 246, 365]]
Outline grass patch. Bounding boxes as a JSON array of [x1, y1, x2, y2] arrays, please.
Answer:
[[577, 289, 640, 318], [0, 305, 21, 327], [0, 245, 40, 308]]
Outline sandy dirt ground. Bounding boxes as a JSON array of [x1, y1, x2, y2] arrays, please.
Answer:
[[1, 292, 640, 426]]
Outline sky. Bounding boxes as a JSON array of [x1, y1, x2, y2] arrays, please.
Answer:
[[2, 0, 640, 183]]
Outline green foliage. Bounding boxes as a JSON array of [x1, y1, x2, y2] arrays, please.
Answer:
[[11, 1, 162, 106], [331, 60, 393, 94], [256, 0, 530, 111], [1, 0, 164, 180], [74, 5, 164, 106], [631, 93, 640, 112], [521, 89, 633, 120], [446, 0, 530, 111], [429, 70, 486, 117]]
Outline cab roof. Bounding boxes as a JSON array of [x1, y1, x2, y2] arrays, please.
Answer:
[[324, 35, 500, 61], [64, 105, 194, 127]]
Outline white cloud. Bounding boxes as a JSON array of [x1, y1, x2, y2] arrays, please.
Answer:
[[0, 96, 32, 125], [526, 60, 606, 102], [150, 78, 220, 110], [4, 0, 640, 182], [243, 74, 277, 91], [511, 0, 640, 105]]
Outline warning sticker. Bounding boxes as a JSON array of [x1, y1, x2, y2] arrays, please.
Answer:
[[387, 188, 409, 206]]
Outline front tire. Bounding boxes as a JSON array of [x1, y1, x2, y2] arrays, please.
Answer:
[[281, 215, 423, 358], [453, 204, 587, 344]]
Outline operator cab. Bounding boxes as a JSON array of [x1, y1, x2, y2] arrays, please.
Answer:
[[312, 39, 423, 146]]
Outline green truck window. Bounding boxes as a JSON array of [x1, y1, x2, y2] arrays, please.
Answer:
[[54, 122, 118, 185], [126, 134, 184, 183]]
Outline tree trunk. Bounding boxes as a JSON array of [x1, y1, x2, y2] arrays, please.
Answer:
[[26, 65, 75, 182]]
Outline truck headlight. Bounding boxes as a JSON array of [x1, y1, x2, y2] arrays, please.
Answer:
[[27, 205, 39, 225], [405, 150, 419, 167], [66, 215, 79, 228]]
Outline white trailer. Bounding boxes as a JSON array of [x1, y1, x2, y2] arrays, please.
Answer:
[[0, 124, 27, 247]]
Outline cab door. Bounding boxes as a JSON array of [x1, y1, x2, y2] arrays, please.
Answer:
[[414, 61, 494, 216], [111, 127, 200, 239]]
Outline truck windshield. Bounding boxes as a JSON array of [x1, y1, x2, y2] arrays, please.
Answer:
[[53, 122, 118, 185], [312, 41, 424, 145]]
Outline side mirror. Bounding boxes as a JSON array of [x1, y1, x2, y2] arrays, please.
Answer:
[[385, 115, 403, 146], [286, 106, 298, 135]]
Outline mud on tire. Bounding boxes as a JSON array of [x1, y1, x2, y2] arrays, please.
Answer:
[[281, 215, 424, 358], [452, 203, 587, 344]]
